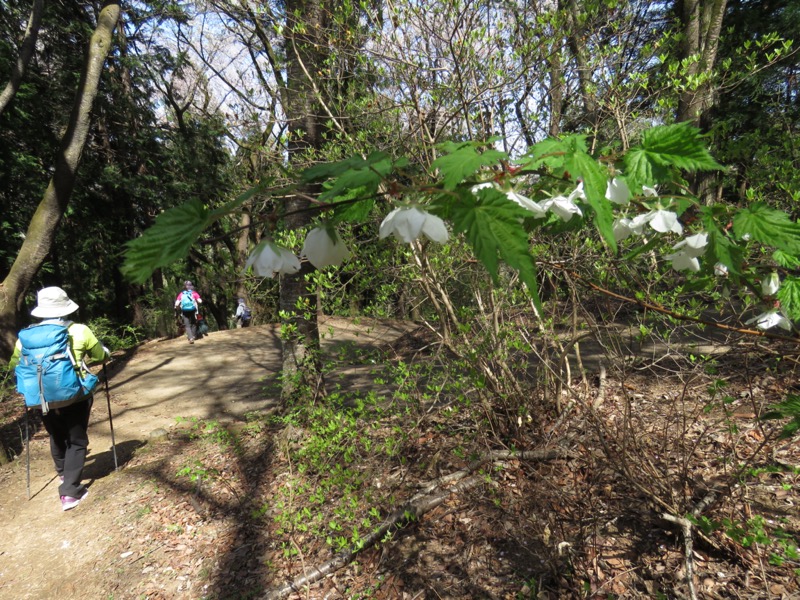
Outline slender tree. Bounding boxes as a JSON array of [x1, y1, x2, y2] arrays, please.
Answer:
[[0, 1, 121, 356], [0, 0, 43, 116]]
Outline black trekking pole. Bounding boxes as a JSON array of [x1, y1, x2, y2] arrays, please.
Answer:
[[102, 362, 118, 471], [25, 408, 30, 499]]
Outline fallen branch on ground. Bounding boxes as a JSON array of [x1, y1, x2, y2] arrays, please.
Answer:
[[261, 447, 568, 600]]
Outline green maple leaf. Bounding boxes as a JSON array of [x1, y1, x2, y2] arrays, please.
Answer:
[[566, 149, 616, 252], [778, 277, 800, 321], [761, 395, 800, 439], [122, 199, 211, 284], [705, 226, 743, 276], [733, 203, 800, 254], [432, 142, 507, 190], [315, 152, 401, 203], [449, 188, 541, 310], [624, 123, 723, 190]]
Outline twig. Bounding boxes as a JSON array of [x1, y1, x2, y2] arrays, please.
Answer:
[[417, 448, 569, 495], [661, 513, 698, 600], [261, 448, 566, 600], [593, 363, 607, 409], [261, 475, 483, 600], [555, 265, 799, 343]]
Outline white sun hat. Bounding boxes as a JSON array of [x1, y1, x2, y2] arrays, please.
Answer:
[[30, 287, 79, 318]]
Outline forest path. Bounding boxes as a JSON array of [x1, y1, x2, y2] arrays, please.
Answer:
[[0, 317, 417, 599]]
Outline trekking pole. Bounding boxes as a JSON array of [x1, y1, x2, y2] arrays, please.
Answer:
[[102, 362, 118, 471], [25, 408, 30, 499]]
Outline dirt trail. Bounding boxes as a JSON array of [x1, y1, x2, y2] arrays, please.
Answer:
[[0, 318, 416, 600]]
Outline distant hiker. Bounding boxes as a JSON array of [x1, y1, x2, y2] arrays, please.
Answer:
[[234, 298, 252, 328], [174, 280, 203, 343], [9, 287, 109, 511]]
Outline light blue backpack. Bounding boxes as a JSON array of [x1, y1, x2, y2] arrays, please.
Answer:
[[15, 323, 99, 414], [179, 290, 196, 311]]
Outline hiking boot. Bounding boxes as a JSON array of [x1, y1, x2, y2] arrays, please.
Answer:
[[61, 489, 88, 511], [188, 338, 194, 344]]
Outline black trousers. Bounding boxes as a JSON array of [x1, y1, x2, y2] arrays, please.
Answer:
[[181, 309, 197, 340], [41, 396, 93, 498]]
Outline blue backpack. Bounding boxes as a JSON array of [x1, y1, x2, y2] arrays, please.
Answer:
[[180, 290, 196, 311], [241, 305, 252, 322], [15, 323, 99, 414]]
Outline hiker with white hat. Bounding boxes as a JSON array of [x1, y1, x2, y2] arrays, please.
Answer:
[[8, 287, 109, 511]]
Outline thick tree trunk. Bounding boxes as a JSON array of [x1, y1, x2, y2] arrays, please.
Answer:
[[0, 1, 121, 358], [675, 0, 727, 205], [278, 0, 328, 401], [676, 0, 727, 125], [0, 0, 44, 116]]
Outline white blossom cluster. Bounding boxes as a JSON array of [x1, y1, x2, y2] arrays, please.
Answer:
[[244, 208, 448, 278], [244, 175, 791, 332]]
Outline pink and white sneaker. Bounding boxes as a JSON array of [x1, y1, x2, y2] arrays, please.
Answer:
[[60, 489, 88, 511]]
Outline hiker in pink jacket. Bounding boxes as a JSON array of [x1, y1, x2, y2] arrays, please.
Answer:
[[174, 280, 203, 343]]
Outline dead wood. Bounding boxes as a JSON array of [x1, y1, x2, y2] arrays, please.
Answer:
[[261, 448, 567, 600]]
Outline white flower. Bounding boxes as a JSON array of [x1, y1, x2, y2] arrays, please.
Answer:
[[665, 250, 701, 272], [568, 182, 586, 201], [541, 194, 583, 222], [379, 207, 449, 244], [714, 263, 728, 277], [761, 272, 781, 296], [506, 190, 548, 218], [746, 310, 792, 331], [613, 217, 644, 242], [470, 182, 496, 195], [632, 210, 683, 235], [665, 232, 707, 272], [302, 227, 351, 268], [642, 185, 658, 197], [245, 242, 301, 278], [671, 232, 708, 257], [605, 178, 631, 205]]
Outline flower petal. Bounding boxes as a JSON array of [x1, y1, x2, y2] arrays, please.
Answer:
[[761, 272, 781, 296], [303, 227, 351, 268], [746, 310, 792, 331], [507, 191, 547, 218], [421, 213, 449, 243], [605, 178, 630, 205], [379, 208, 401, 240], [542, 195, 582, 222], [568, 182, 586, 201], [665, 250, 700, 272], [642, 185, 658, 197], [613, 217, 637, 242], [671, 232, 708, 257], [276, 247, 301, 275], [648, 210, 683, 235], [380, 207, 441, 244], [245, 243, 299, 278]]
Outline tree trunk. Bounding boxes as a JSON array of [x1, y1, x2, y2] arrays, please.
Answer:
[[236, 209, 251, 301], [675, 0, 727, 205], [0, 0, 44, 117], [563, 0, 599, 135], [676, 0, 727, 125], [0, 1, 121, 358], [278, 0, 328, 401]]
